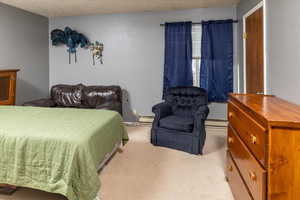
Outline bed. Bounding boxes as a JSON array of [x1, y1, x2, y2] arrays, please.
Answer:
[[0, 106, 128, 200]]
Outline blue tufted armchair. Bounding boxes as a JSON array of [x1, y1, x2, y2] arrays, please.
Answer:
[[151, 87, 209, 155]]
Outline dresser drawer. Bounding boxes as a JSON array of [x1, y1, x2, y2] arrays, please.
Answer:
[[228, 126, 266, 200], [228, 102, 267, 166], [226, 151, 253, 200]]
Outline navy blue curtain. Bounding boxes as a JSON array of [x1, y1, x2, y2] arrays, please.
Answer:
[[200, 20, 233, 102], [163, 22, 193, 98]]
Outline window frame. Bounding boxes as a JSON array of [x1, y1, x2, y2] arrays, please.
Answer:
[[192, 25, 202, 87]]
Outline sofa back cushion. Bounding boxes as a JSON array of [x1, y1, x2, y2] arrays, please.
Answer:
[[51, 84, 85, 107], [82, 86, 122, 108], [165, 87, 208, 117]]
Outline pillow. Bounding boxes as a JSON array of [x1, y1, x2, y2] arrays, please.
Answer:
[[51, 84, 85, 107], [82, 86, 121, 108]]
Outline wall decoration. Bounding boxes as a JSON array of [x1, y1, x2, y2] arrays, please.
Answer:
[[89, 41, 104, 65], [51, 27, 104, 66], [51, 27, 89, 64]]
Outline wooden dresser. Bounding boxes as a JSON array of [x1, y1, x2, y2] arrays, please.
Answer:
[[0, 69, 19, 194], [0, 69, 19, 105], [226, 94, 300, 200]]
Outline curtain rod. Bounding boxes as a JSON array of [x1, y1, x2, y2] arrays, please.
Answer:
[[160, 20, 238, 26]]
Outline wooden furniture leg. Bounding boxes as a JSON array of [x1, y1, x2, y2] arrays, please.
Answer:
[[0, 184, 17, 195]]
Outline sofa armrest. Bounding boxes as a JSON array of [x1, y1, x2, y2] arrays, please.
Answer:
[[23, 98, 56, 107], [95, 102, 122, 116]]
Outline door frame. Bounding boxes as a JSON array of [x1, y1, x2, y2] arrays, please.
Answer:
[[242, 1, 267, 94]]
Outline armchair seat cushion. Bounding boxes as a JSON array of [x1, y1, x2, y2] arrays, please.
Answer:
[[159, 115, 194, 132]]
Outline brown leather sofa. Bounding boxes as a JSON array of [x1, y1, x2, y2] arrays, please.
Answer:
[[23, 84, 122, 115]]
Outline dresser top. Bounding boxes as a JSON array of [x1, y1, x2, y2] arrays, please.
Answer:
[[229, 94, 300, 128], [0, 69, 20, 73]]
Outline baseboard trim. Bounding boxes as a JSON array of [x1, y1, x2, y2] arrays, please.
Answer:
[[205, 120, 228, 127], [138, 116, 154, 123], [125, 117, 228, 128], [123, 122, 140, 126], [206, 126, 227, 135]]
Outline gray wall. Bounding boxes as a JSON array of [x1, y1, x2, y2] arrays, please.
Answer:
[[0, 3, 49, 105], [237, 0, 262, 92], [266, 0, 300, 104], [49, 7, 238, 121]]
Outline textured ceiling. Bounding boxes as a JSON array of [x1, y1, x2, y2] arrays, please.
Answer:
[[0, 0, 239, 17]]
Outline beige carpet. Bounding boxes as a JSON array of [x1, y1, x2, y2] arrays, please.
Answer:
[[0, 125, 234, 200]]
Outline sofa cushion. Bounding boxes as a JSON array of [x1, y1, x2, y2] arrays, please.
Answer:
[[82, 86, 122, 108], [159, 115, 194, 132], [51, 84, 85, 107]]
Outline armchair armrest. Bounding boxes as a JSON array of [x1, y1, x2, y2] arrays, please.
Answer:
[[23, 98, 56, 107], [193, 105, 209, 142], [152, 102, 172, 119], [152, 102, 172, 128], [194, 105, 210, 120]]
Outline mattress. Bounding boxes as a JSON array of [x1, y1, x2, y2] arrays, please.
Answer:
[[0, 106, 128, 200]]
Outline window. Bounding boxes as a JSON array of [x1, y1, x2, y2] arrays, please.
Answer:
[[192, 25, 202, 87]]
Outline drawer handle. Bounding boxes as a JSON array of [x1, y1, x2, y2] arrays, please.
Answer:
[[228, 137, 234, 144], [228, 165, 233, 172], [250, 134, 257, 144], [229, 112, 234, 119], [249, 171, 257, 181]]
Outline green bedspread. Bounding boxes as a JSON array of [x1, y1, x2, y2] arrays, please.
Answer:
[[0, 106, 128, 200]]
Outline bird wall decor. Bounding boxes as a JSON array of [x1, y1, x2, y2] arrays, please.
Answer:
[[51, 27, 104, 66], [51, 27, 89, 64]]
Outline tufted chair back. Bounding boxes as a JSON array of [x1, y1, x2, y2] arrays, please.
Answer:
[[165, 87, 208, 118]]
